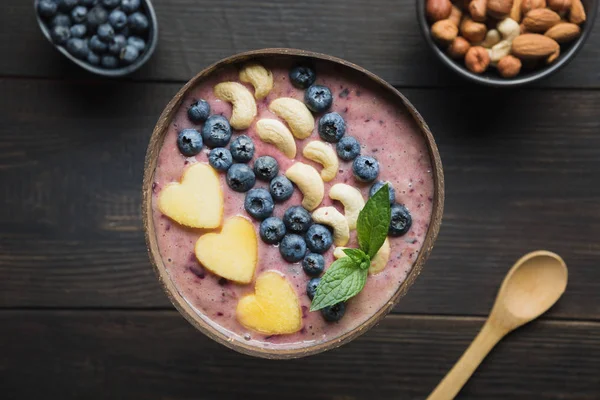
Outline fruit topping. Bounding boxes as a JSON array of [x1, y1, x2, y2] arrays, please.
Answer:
[[244, 188, 275, 221]]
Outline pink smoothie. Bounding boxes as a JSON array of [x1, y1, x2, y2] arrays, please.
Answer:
[[151, 58, 434, 351]]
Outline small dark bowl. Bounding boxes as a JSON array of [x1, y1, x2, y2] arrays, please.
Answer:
[[34, 0, 158, 77], [416, 0, 597, 87]]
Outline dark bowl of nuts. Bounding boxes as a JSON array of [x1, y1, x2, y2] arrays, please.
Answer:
[[35, 0, 158, 77], [417, 0, 596, 86]]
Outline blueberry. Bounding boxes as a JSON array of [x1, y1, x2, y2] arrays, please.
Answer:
[[289, 65, 316, 89], [50, 25, 71, 45], [201, 115, 232, 148], [389, 204, 412, 237], [229, 135, 255, 163], [279, 234, 307, 263], [269, 176, 294, 202], [101, 0, 120, 8], [283, 206, 312, 233], [89, 35, 108, 53], [177, 129, 203, 157], [253, 156, 279, 181], [244, 188, 275, 221], [305, 224, 333, 254], [69, 24, 87, 38], [208, 148, 233, 171], [304, 85, 333, 113], [128, 12, 149, 33], [318, 112, 346, 143], [127, 36, 146, 51], [226, 164, 255, 193], [87, 6, 108, 30], [119, 44, 139, 64], [38, 0, 58, 19], [51, 13, 72, 27], [87, 51, 101, 65], [101, 54, 118, 68], [70, 6, 87, 24], [58, 0, 78, 12], [336, 136, 361, 161], [306, 277, 321, 300], [370, 181, 396, 204], [108, 9, 128, 30], [321, 302, 346, 322], [302, 253, 325, 277], [259, 217, 286, 244], [121, 0, 141, 13], [80, 0, 98, 6], [352, 155, 379, 182], [97, 23, 115, 42], [108, 34, 126, 54], [66, 38, 89, 59], [187, 99, 210, 124]]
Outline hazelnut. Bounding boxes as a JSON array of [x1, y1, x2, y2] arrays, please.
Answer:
[[427, 0, 453, 21], [465, 46, 491, 73], [488, 0, 515, 18], [469, 0, 487, 21], [497, 55, 522, 77], [460, 16, 488, 43], [548, 0, 572, 14], [448, 37, 472, 58], [521, 0, 546, 14], [449, 5, 463, 26], [431, 19, 459, 43]]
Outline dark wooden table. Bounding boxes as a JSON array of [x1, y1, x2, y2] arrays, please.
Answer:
[[2, 0, 600, 398]]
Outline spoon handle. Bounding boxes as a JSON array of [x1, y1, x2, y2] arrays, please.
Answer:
[[426, 320, 505, 400]]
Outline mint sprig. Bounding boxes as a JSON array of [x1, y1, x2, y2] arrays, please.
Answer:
[[310, 184, 391, 312]]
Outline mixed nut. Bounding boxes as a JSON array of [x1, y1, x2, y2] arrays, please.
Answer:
[[426, 0, 586, 78]]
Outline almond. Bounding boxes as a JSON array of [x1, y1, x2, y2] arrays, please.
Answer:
[[523, 8, 561, 32], [431, 19, 459, 43], [548, 0, 572, 14], [427, 0, 453, 21], [545, 22, 581, 43], [488, 0, 514, 18], [546, 47, 560, 63], [569, 0, 586, 24], [511, 33, 560, 59], [521, 0, 546, 14]]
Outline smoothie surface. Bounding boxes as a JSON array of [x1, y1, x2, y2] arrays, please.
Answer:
[[151, 58, 434, 350]]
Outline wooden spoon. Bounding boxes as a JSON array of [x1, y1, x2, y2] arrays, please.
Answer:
[[427, 250, 568, 400]]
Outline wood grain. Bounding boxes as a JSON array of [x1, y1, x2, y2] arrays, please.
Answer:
[[1, 311, 599, 399], [1, 79, 600, 320], [2, 0, 599, 87]]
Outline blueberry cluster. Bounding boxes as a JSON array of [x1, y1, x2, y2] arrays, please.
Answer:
[[290, 64, 381, 184], [37, 0, 150, 69], [368, 181, 412, 237]]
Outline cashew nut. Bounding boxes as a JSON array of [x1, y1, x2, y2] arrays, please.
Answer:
[[255, 119, 297, 159], [334, 238, 390, 274], [239, 62, 273, 100], [269, 98, 314, 139], [285, 162, 324, 211], [479, 29, 501, 48], [302, 141, 339, 182], [329, 183, 365, 230], [489, 40, 512, 64], [214, 82, 257, 130], [497, 18, 521, 42], [312, 207, 350, 246]]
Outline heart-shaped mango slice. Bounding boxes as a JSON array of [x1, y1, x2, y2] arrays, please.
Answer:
[[236, 271, 302, 335], [158, 163, 223, 229], [195, 216, 257, 284]]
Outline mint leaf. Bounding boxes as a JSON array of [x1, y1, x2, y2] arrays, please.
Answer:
[[310, 257, 368, 311], [357, 184, 391, 258], [342, 248, 367, 264]]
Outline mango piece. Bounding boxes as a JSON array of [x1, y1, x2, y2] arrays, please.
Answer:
[[158, 163, 223, 228], [195, 216, 258, 284], [236, 271, 302, 335]]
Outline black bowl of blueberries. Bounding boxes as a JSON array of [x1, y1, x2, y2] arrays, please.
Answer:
[[35, 0, 158, 77]]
